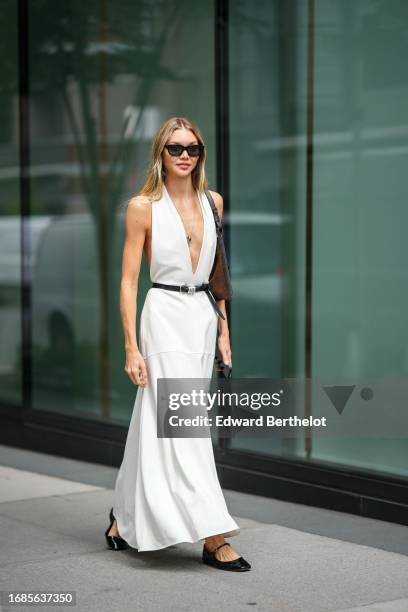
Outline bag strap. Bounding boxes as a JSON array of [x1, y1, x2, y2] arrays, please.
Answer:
[[204, 190, 222, 233]]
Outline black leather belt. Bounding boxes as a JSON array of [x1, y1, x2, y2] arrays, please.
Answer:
[[151, 282, 225, 320]]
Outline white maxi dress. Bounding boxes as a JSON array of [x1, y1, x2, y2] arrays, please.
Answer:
[[112, 184, 240, 552]]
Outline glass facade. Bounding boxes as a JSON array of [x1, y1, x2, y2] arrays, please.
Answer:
[[0, 1, 21, 405], [228, 0, 308, 462], [228, 0, 408, 478], [1, 0, 408, 515], [310, 0, 408, 477], [20, 1, 215, 423]]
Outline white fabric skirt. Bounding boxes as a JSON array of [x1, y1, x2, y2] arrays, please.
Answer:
[[113, 350, 240, 552]]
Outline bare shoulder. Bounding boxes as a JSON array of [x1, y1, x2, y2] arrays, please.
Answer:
[[126, 194, 152, 230], [208, 190, 224, 219]]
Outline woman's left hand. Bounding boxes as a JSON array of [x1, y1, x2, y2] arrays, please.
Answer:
[[217, 332, 232, 366]]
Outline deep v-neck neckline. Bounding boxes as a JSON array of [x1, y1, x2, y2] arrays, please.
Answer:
[[165, 184, 206, 277]]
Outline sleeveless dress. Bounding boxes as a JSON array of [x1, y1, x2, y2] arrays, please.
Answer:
[[112, 183, 240, 552]]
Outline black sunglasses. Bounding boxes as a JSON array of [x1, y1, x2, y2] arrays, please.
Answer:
[[164, 143, 204, 157]]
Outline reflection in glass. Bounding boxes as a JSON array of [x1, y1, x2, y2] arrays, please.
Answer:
[[0, 1, 21, 405], [28, 1, 215, 422], [228, 0, 308, 459]]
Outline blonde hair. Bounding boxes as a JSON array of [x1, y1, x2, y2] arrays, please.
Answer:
[[138, 116, 208, 200]]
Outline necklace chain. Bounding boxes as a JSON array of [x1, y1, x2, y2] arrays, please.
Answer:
[[177, 198, 199, 245]]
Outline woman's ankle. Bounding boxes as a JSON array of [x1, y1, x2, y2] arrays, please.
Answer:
[[109, 519, 119, 536], [205, 535, 226, 551]]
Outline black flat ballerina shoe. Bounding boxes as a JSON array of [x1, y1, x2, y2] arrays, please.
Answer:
[[105, 507, 129, 550], [202, 542, 251, 572]]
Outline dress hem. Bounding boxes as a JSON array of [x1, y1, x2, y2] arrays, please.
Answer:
[[114, 512, 240, 553], [130, 525, 240, 553]]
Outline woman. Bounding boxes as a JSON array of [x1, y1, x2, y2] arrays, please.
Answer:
[[104, 116, 251, 572]]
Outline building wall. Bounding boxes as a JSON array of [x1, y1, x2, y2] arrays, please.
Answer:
[[1, 0, 408, 520]]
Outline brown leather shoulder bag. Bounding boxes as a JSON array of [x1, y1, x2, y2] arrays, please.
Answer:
[[204, 190, 233, 301]]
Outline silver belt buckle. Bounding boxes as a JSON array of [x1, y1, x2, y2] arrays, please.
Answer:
[[180, 283, 195, 295]]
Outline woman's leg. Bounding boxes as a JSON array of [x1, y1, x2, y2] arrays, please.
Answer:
[[204, 534, 241, 561], [110, 518, 242, 561], [108, 519, 119, 537]]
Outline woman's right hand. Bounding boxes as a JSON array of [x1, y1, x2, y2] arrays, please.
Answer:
[[124, 349, 149, 388]]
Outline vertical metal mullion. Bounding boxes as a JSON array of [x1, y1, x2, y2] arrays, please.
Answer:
[[304, 0, 315, 458], [214, 0, 230, 201], [214, 0, 231, 450], [18, 0, 32, 416]]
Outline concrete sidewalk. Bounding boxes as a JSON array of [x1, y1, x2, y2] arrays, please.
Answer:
[[1, 444, 408, 612]]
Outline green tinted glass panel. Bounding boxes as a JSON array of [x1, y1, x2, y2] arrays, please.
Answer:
[[0, 0, 21, 405], [29, 1, 215, 423]]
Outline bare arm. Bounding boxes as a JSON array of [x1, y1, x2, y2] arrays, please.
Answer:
[[209, 190, 232, 366], [120, 195, 150, 386]]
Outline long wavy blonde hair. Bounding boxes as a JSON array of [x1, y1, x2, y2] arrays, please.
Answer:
[[139, 116, 209, 201]]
